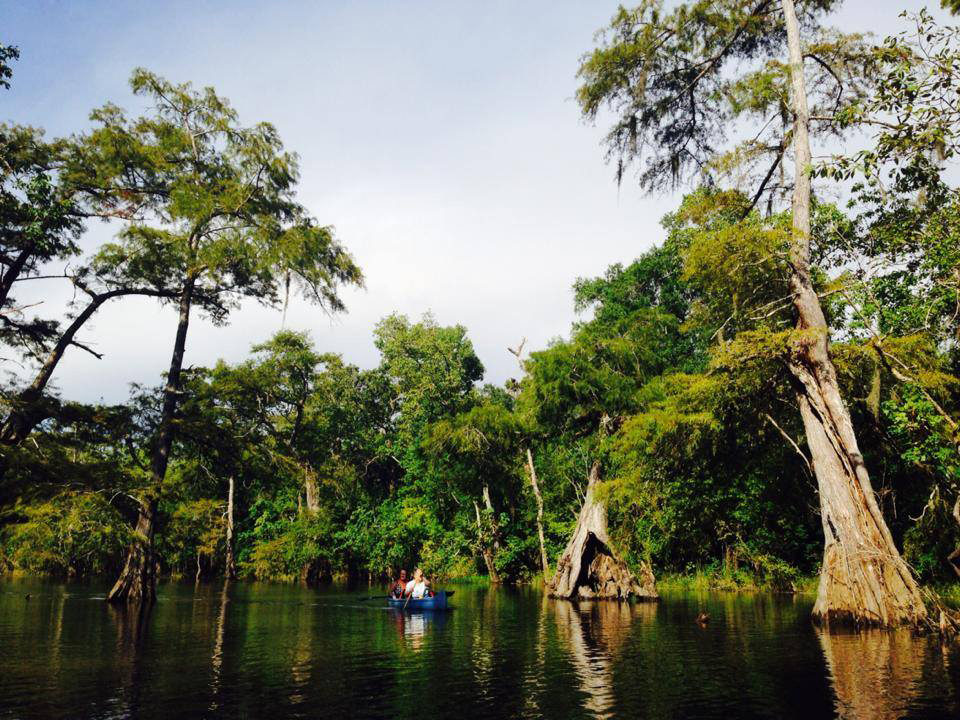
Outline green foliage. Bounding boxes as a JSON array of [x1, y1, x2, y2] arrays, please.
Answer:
[[70, 69, 363, 321], [0, 43, 18, 90], [577, 0, 867, 205], [1, 492, 130, 575], [7, 11, 960, 596]]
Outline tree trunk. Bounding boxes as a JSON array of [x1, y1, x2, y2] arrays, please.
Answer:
[[0, 247, 32, 310], [482, 482, 500, 556], [473, 499, 500, 583], [782, 0, 926, 627], [547, 462, 657, 601], [0, 287, 173, 447], [225, 475, 236, 580], [109, 278, 195, 604], [526, 447, 550, 579], [303, 465, 320, 513], [106, 497, 158, 604]]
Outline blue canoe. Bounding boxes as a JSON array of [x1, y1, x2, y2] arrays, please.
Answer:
[[387, 590, 453, 610]]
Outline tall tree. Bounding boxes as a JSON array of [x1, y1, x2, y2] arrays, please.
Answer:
[[67, 70, 362, 603], [578, 0, 926, 624]]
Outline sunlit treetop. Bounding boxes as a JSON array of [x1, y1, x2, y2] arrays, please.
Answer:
[[65, 69, 363, 323], [577, 0, 871, 212]]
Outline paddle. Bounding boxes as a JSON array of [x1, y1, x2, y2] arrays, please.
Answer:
[[362, 590, 455, 604]]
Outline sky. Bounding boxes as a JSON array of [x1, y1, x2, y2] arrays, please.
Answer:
[[1, 0, 953, 404]]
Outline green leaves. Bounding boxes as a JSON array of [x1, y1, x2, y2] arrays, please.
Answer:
[[578, 0, 866, 207], [0, 44, 18, 90], [71, 69, 362, 319]]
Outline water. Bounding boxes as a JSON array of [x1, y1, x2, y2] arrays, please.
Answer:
[[1, 578, 958, 719]]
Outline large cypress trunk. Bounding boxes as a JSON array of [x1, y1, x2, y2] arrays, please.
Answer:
[[107, 497, 158, 604], [547, 462, 657, 601], [109, 279, 195, 604], [781, 0, 926, 626]]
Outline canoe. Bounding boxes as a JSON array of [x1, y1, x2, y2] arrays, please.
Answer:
[[387, 590, 453, 610]]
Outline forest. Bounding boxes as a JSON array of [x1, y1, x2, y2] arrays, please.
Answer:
[[4, 0, 960, 631]]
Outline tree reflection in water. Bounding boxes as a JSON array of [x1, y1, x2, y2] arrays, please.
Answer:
[[818, 627, 958, 719], [551, 599, 655, 719], [208, 580, 230, 713], [107, 599, 152, 718]]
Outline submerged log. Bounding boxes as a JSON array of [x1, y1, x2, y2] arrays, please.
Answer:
[[547, 463, 657, 601]]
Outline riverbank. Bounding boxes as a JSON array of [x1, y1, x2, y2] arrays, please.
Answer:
[[7, 567, 960, 609]]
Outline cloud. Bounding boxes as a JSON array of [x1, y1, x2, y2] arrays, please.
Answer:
[[4, 0, 942, 403]]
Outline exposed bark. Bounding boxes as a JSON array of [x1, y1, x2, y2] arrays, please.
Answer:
[[106, 496, 158, 605], [109, 278, 195, 604], [781, 0, 926, 627], [299, 464, 328, 584], [547, 462, 657, 601], [473, 498, 500, 583], [0, 247, 32, 310], [526, 447, 550, 578], [225, 475, 236, 580], [482, 482, 500, 556], [303, 465, 320, 513]]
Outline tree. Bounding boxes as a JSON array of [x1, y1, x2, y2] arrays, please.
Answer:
[[817, 11, 960, 586], [0, 43, 18, 90], [519, 246, 691, 599], [66, 70, 362, 603], [426, 394, 526, 582], [578, 0, 926, 625]]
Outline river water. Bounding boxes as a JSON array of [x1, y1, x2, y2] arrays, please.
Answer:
[[1, 577, 958, 719]]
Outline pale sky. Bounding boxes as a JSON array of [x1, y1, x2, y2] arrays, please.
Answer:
[[1, 0, 952, 403]]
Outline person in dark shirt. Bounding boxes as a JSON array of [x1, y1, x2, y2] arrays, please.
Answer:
[[390, 569, 408, 598]]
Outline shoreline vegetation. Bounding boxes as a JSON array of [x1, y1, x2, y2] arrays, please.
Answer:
[[6, 565, 960, 611], [5, 4, 960, 631]]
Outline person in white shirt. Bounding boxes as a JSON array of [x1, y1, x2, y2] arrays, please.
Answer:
[[404, 567, 428, 599]]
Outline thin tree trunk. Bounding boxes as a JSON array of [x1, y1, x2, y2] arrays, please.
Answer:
[[109, 278, 195, 604], [473, 499, 500, 583], [0, 247, 32, 309], [482, 482, 500, 555], [526, 447, 549, 578], [782, 0, 926, 627], [0, 287, 173, 446], [225, 475, 236, 580]]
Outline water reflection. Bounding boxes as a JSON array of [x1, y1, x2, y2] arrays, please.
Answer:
[[107, 600, 152, 718], [551, 600, 655, 719], [819, 627, 959, 720], [208, 580, 230, 713], [289, 594, 316, 706], [3, 579, 960, 720], [389, 607, 447, 651]]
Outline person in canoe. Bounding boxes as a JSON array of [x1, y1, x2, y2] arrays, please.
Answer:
[[404, 568, 433, 599], [390, 569, 408, 599]]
